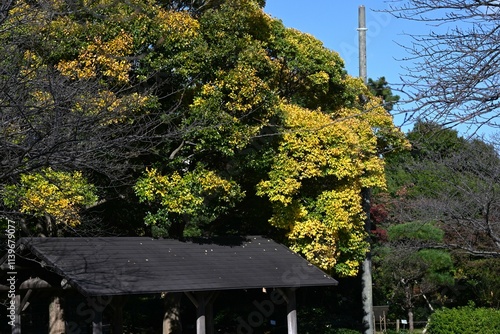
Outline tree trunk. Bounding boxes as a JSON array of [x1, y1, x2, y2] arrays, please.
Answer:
[[361, 187, 374, 334], [163, 292, 183, 334], [408, 308, 414, 332]]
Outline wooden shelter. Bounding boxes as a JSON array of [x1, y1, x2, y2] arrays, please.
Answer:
[[0, 236, 338, 333]]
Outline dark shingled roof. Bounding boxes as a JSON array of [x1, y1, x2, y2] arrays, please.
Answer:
[[13, 236, 337, 296]]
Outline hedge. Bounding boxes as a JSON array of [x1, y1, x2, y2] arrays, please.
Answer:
[[427, 304, 500, 334]]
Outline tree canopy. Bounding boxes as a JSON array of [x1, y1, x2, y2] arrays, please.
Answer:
[[0, 0, 408, 276], [372, 120, 500, 317]]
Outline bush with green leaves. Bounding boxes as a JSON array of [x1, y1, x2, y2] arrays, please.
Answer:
[[427, 303, 500, 334], [331, 329, 361, 334]]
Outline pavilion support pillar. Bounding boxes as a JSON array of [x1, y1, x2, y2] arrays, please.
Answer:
[[12, 293, 21, 334], [206, 296, 215, 334], [185, 291, 218, 334], [49, 294, 65, 334], [163, 292, 183, 334], [278, 288, 298, 334], [110, 295, 126, 334], [92, 309, 103, 334], [196, 294, 206, 334], [88, 296, 112, 334]]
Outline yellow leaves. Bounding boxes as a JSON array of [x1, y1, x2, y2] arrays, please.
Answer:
[[134, 166, 244, 225], [20, 50, 46, 79], [316, 187, 365, 229], [156, 10, 200, 46], [288, 219, 339, 270], [30, 90, 54, 110], [257, 177, 301, 205], [198, 64, 269, 115], [72, 90, 156, 124], [257, 103, 387, 203], [256, 101, 391, 275], [57, 30, 134, 83], [307, 71, 330, 88], [2, 168, 98, 227]]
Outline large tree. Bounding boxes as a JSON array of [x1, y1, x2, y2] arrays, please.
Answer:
[[383, 121, 500, 258], [1, 0, 409, 277], [384, 0, 500, 134], [372, 121, 500, 317], [0, 0, 209, 235], [132, 0, 409, 276], [0, 1, 411, 332]]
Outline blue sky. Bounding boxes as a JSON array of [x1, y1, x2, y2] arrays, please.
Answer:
[[264, 1, 426, 130], [264, 1, 418, 84], [264, 2, 498, 139]]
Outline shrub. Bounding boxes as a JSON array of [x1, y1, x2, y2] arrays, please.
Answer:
[[331, 329, 361, 334], [427, 303, 500, 334]]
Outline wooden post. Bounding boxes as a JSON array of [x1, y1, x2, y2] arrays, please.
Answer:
[[185, 292, 207, 334], [196, 294, 206, 334], [49, 294, 65, 334], [92, 309, 103, 334], [12, 294, 21, 334], [185, 291, 217, 334], [206, 297, 214, 334], [278, 288, 297, 334], [163, 292, 183, 334], [396, 319, 400, 332], [278, 288, 298, 334], [286, 289, 297, 334], [110, 296, 125, 334]]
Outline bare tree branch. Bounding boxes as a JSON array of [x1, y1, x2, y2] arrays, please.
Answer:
[[382, 0, 500, 133]]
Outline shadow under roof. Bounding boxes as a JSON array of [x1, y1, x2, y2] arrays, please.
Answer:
[[11, 236, 337, 296]]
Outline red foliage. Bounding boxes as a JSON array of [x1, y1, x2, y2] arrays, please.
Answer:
[[370, 203, 389, 242], [371, 227, 388, 242], [370, 203, 388, 224]]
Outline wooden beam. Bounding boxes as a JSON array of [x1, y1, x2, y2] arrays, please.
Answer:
[[205, 293, 217, 334], [19, 277, 52, 289], [20, 289, 33, 312], [185, 292, 206, 334]]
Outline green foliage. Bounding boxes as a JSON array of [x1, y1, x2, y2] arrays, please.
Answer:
[[384, 121, 466, 198], [427, 304, 500, 334], [331, 329, 361, 334], [388, 222, 444, 242], [415, 249, 454, 285], [457, 257, 500, 307], [376, 119, 500, 317], [367, 76, 400, 112], [2, 0, 409, 276], [2, 168, 98, 227], [407, 121, 466, 160], [134, 165, 244, 237], [129, 0, 407, 274]]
